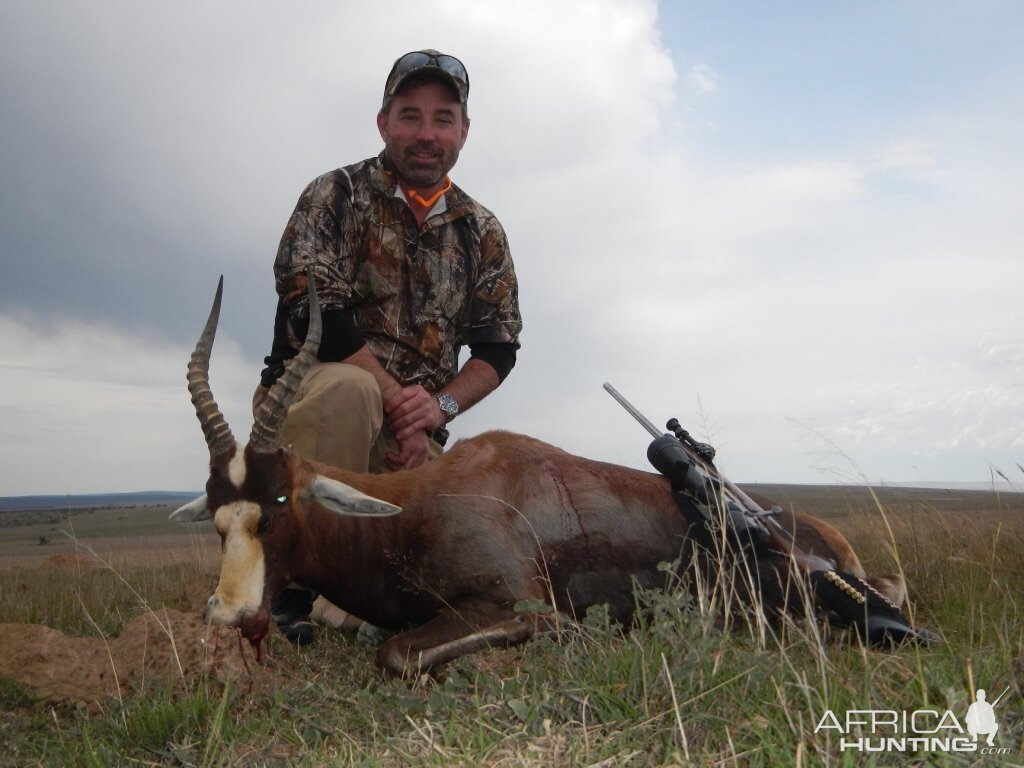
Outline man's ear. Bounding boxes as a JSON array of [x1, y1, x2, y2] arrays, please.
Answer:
[[377, 109, 389, 142]]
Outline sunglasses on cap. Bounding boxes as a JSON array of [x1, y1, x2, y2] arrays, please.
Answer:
[[384, 50, 470, 103]]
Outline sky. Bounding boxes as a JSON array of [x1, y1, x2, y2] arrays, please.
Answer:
[[1, 0, 1021, 495]]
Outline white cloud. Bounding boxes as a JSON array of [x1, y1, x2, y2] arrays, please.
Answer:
[[0, 313, 253, 495], [868, 140, 939, 172], [833, 340, 1024, 453], [685, 63, 719, 94]]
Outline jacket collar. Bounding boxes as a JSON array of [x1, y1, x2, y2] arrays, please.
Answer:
[[373, 152, 473, 224]]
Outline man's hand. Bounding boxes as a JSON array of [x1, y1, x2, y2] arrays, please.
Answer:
[[385, 385, 446, 443], [384, 428, 431, 471], [383, 385, 446, 470], [376, 360, 502, 470]]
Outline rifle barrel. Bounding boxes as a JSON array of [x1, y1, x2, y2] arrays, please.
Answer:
[[603, 383, 664, 439], [992, 685, 1011, 707]]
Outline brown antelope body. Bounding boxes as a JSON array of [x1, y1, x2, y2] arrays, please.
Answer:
[[176, 279, 902, 677]]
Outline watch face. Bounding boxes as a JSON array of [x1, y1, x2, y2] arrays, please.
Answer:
[[438, 393, 459, 417]]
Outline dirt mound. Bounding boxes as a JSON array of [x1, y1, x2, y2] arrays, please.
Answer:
[[0, 609, 260, 711]]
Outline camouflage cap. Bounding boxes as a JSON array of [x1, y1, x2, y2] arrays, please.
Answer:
[[383, 49, 470, 105]]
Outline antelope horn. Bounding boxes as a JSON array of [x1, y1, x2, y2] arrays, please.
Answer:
[[187, 276, 236, 458], [249, 272, 323, 451]]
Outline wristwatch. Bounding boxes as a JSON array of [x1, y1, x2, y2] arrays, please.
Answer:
[[437, 392, 459, 422]]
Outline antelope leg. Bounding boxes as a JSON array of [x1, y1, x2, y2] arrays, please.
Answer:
[[375, 602, 538, 678]]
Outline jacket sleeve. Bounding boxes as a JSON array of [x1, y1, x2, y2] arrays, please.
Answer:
[[260, 300, 366, 387], [274, 169, 356, 313], [261, 170, 365, 386], [465, 215, 523, 349]]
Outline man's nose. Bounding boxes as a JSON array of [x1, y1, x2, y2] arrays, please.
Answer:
[[415, 123, 437, 142]]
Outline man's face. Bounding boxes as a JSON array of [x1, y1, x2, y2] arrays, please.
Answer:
[[377, 80, 469, 190]]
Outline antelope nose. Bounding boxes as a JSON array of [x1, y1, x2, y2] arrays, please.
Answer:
[[203, 594, 220, 623]]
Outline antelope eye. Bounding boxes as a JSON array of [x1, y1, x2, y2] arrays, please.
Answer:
[[274, 494, 288, 505], [256, 515, 271, 534]]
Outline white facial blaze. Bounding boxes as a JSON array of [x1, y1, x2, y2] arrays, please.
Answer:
[[227, 445, 247, 489], [207, 500, 265, 625]]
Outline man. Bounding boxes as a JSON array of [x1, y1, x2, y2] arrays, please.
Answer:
[[258, 50, 523, 643]]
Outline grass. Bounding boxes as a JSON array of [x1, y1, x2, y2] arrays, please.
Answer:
[[0, 558, 198, 637], [0, 490, 1021, 767]]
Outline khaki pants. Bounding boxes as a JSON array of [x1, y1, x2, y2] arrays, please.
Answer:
[[254, 362, 442, 473]]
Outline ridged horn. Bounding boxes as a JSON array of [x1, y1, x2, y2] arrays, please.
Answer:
[[187, 276, 237, 458], [248, 273, 322, 451]]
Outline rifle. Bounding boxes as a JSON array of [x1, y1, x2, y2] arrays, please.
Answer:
[[990, 685, 1010, 708], [604, 383, 935, 647]]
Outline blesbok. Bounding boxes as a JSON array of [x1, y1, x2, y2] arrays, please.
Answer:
[[174, 278, 909, 677]]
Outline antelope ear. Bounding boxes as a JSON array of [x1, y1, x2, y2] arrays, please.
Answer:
[[170, 494, 211, 522], [303, 476, 402, 517]]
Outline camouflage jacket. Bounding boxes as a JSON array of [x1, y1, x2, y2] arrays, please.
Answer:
[[265, 153, 522, 393]]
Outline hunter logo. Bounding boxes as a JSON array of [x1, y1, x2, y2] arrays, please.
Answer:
[[966, 688, 1001, 746], [815, 685, 1013, 756]]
